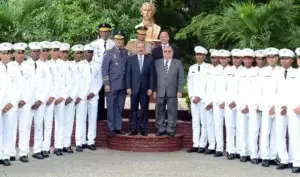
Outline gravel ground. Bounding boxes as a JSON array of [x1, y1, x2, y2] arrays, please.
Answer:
[[0, 148, 297, 177]]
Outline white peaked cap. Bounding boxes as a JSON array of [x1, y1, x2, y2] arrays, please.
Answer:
[[231, 49, 243, 57], [194, 46, 208, 55], [218, 49, 231, 57], [13, 42, 27, 51], [28, 42, 41, 50], [279, 48, 295, 58], [84, 44, 94, 51], [209, 49, 219, 57], [242, 48, 255, 57], [255, 50, 266, 58], [39, 41, 51, 49], [60, 43, 70, 51], [71, 44, 84, 51], [264, 47, 279, 56], [50, 41, 61, 49], [0, 42, 13, 51], [295, 48, 300, 56]]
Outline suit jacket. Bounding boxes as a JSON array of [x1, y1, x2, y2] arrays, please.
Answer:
[[126, 54, 154, 94], [154, 59, 184, 97], [152, 44, 180, 61]]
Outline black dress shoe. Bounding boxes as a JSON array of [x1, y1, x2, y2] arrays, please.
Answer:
[[186, 147, 199, 153], [63, 147, 74, 153], [76, 146, 83, 152], [140, 132, 148, 136], [262, 160, 269, 167], [156, 131, 166, 136], [240, 156, 248, 162], [227, 153, 235, 160], [87, 144, 96, 151], [289, 163, 293, 168], [115, 130, 125, 135], [41, 151, 49, 158], [276, 163, 289, 170], [54, 148, 63, 156], [214, 151, 223, 157], [129, 131, 138, 136], [197, 147, 205, 153], [19, 156, 29, 163], [167, 132, 175, 136], [3, 159, 11, 166], [235, 154, 240, 159], [204, 149, 215, 155], [269, 159, 279, 165], [292, 167, 300, 173], [10, 156, 16, 161], [32, 152, 44, 159], [82, 144, 88, 149], [251, 158, 259, 164], [0, 160, 3, 165]]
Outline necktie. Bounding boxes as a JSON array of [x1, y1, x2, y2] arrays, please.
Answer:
[[139, 55, 143, 73], [5, 64, 7, 73], [164, 60, 169, 76], [198, 65, 200, 72], [284, 70, 287, 79], [104, 41, 107, 50], [34, 62, 37, 70]]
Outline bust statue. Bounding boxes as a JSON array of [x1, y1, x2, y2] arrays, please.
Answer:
[[135, 2, 161, 42]]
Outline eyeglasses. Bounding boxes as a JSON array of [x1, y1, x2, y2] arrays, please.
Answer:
[[163, 50, 172, 53]]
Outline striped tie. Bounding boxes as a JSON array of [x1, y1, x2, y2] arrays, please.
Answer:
[[164, 60, 169, 76]]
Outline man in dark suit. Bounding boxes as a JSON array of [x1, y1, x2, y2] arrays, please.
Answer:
[[152, 31, 180, 60], [126, 41, 154, 136], [153, 46, 184, 136]]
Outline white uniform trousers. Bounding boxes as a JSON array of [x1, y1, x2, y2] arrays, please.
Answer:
[[16, 104, 33, 156], [75, 101, 88, 146], [290, 115, 300, 167], [0, 112, 3, 160], [224, 105, 236, 154], [213, 106, 224, 152], [32, 103, 46, 153], [237, 110, 259, 157], [63, 101, 75, 148], [87, 100, 98, 145], [191, 103, 215, 149], [42, 102, 54, 151], [235, 111, 241, 155], [54, 101, 65, 149], [10, 109, 18, 157], [259, 109, 277, 160], [276, 111, 294, 164], [2, 110, 17, 160]]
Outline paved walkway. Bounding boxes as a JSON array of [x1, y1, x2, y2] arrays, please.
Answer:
[[0, 149, 297, 177]]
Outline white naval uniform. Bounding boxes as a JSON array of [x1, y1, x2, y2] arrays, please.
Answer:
[[63, 60, 80, 148], [54, 59, 71, 149], [258, 66, 281, 161], [275, 67, 298, 165], [0, 63, 8, 160], [84, 60, 102, 146], [236, 67, 261, 158], [2, 62, 22, 160], [91, 38, 114, 65], [187, 63, 215, 149], [75, 60, 92, 146], [208, 64, 226, 152], [11, 61, 35, 157], [224, 65, 242, 154]]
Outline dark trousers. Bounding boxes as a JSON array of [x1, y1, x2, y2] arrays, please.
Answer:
[[106, 89, 126, 131], [97, 86, 105, 120], [129, 91, 150, 133], [155, 97, 178, 133]]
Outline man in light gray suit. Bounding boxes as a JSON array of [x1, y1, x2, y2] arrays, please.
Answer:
[[153, 46, 184, 136]]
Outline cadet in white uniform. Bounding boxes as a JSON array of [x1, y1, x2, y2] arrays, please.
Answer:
[[0, 43, 22, 166], [224, 49, 243, 160], [275, 49, 296, 170], [11, 43, 35, 163], [60, 43, 76, 153], [32, 41, 51, 159], [186, 46, 215, 153], [53, 41, 71, 156], [258, 48, 280, 167], [0, 44, 8, 166], [84, 44, 101, 151], [236, 48, 260, 163]]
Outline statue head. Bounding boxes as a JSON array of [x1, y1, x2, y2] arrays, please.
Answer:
[[140, 2, 156, 21]]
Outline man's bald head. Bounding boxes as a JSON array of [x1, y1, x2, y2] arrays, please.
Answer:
[[159, 31, 170, 45]]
